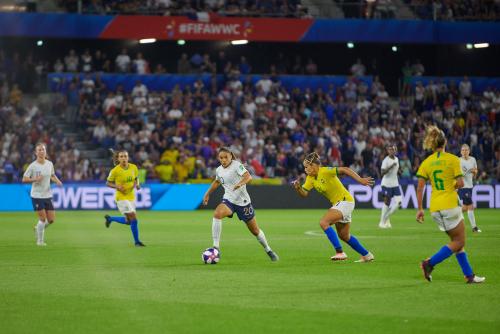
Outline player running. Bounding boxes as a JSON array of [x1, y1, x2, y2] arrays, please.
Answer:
[[202, 147, 279, 261], [459, 144, 481, 232], [104, 149, 145, 247], [22, 143, 63, 246], [292, 152, 375, 262], [379, 145, 402, 228], [416, 126, 484, 283]]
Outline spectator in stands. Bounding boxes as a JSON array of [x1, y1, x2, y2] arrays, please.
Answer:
[[64, 49, 79, 72], [133, 52, 149, 74], [351, 58, 366, 77], [459, 76, 472, 99], [115, 48, 131, 73]]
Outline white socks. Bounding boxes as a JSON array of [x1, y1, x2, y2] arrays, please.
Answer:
[[467, 210, 477, 228], [36, 220, 46, 243], [256, 229, 271, 252], [212, 218, 222, 248], [380, 204, 389, 223]]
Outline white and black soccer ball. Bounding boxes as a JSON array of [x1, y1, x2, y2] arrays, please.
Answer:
[[202, 247, 220, 264]]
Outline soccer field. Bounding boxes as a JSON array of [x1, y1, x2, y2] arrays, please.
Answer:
[[1, 209, 499, 333]]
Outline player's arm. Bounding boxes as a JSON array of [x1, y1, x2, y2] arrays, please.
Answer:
[[233, 171, 252, 190], [22, 166, 42, 183], [453, 158, 464, 189], [291, 179, 309, 198], [50, 174, 63, 187], [471, 160, 478, 178], [338, 167, 374, 186], [455, 176, 464, 189], [106, 180, 124, 192], [380, 161, 396, 176], [416, 177, 426, 223], [22, 174, 43, 183], [202, 179, 221, 206]]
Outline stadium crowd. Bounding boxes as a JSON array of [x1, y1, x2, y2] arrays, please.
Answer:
[[406, 0, 499, 20], [1, 50, 499, 184], [44, 71, 500, 184], [58, 0, 308, 17]]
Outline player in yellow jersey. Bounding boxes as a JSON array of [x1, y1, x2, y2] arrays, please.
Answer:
[[416, 126, 483, 283], [292, 152, 375, 262], [104, 149, 145, 247]]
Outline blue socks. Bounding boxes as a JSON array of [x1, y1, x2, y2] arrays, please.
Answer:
[[324, 227, 343, 252], [130, 219, 140, 244], [429, 245, 453, 267], [456, 251, 474, 277], [347, 235, 369, 256], [109, 216, 128, 224]]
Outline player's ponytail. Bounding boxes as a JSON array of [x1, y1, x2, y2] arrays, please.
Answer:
[[218, 147, 236, 160], [423, 125, 446, 151], [304, 152, 321, 165]]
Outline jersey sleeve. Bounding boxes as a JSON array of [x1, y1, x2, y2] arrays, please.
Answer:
[[235, 162, 248, 177], [107, 168, 116, 182], [302, 176, 314, 191], [473, 157, 477, 169], [381, 158, 388, 171], [452, 156, 463, 178], [415, 160, 428, 180], [23, 164, 33, 178], [51, 162, 55, 176]]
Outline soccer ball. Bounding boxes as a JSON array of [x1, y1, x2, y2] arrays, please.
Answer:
[[202, 247, 220, 264]]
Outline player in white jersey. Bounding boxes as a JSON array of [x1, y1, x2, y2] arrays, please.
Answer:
[[202, 147, 279, 261], [459, 144, 481, 232], [22, 143, 63, 246], [379, 145, 402, 228]]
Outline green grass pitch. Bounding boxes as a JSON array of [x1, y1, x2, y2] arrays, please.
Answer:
[[1, 209, 499, 333]]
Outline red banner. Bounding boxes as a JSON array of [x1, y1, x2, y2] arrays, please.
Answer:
[[100, 15, 313, 41]]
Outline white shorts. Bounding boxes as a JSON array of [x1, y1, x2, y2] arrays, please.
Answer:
[[330, 201, 355, 223], [431, 207, 464, 232], [116, 200, 136, 214]]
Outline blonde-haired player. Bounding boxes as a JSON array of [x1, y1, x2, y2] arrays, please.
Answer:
[[104, 149, 145, 247], [416, 126, 484, 283], [22, 143, 63, 246], [459, 144, 481, 232], [292, 152, 375, 262]]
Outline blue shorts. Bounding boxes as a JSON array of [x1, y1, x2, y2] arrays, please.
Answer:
[[458, 188, 473, 205], [381, 186, 401, 199], [222, 199, 255, 223], [31, 197, 54, 211]]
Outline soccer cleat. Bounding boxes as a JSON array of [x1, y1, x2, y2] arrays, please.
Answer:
[[355, 252, 375, 263], [104, 215, 111, 228], [466, 275, 485, 284], [378, 222, 388, 229], [267, 250, 279, 262], [331, 252, 348, 261], [36, 241, 47, 246], [385, 220, 392, 228], [420, 259, 434, 282], [135, 242, 146, 247], [472, 227, 482, 233]]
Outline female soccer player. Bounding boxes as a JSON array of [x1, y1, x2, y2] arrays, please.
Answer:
[[291, 152, 375, 262], [22, 143, 63, 246], [379, 145, 402, 229], [202, 147, 279, 261], [459, 144, 481, 232], [416, 126, 484, 283], [104, 149, 145, 247]]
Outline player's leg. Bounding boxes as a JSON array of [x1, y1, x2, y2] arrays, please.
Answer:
[[126, 211, 144, 247], [246, 218, 279, 261], [379, 189, 390, 228], [105, 202, 129, 226], [35, 208, 48, 246], [212, 203, 233, 249], [45, 210, 55, 227], [319, 208, 346, 260], [448, 221, 485, 283], [463, 191, 480, 232], [421, 209, 464, 282], [336, 222, 373, 262]]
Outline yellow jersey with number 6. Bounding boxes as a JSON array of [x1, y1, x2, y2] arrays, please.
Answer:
[[107, 163, 139, 201], [416, 152, 463, 212], [302, 167, 354, 205]]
